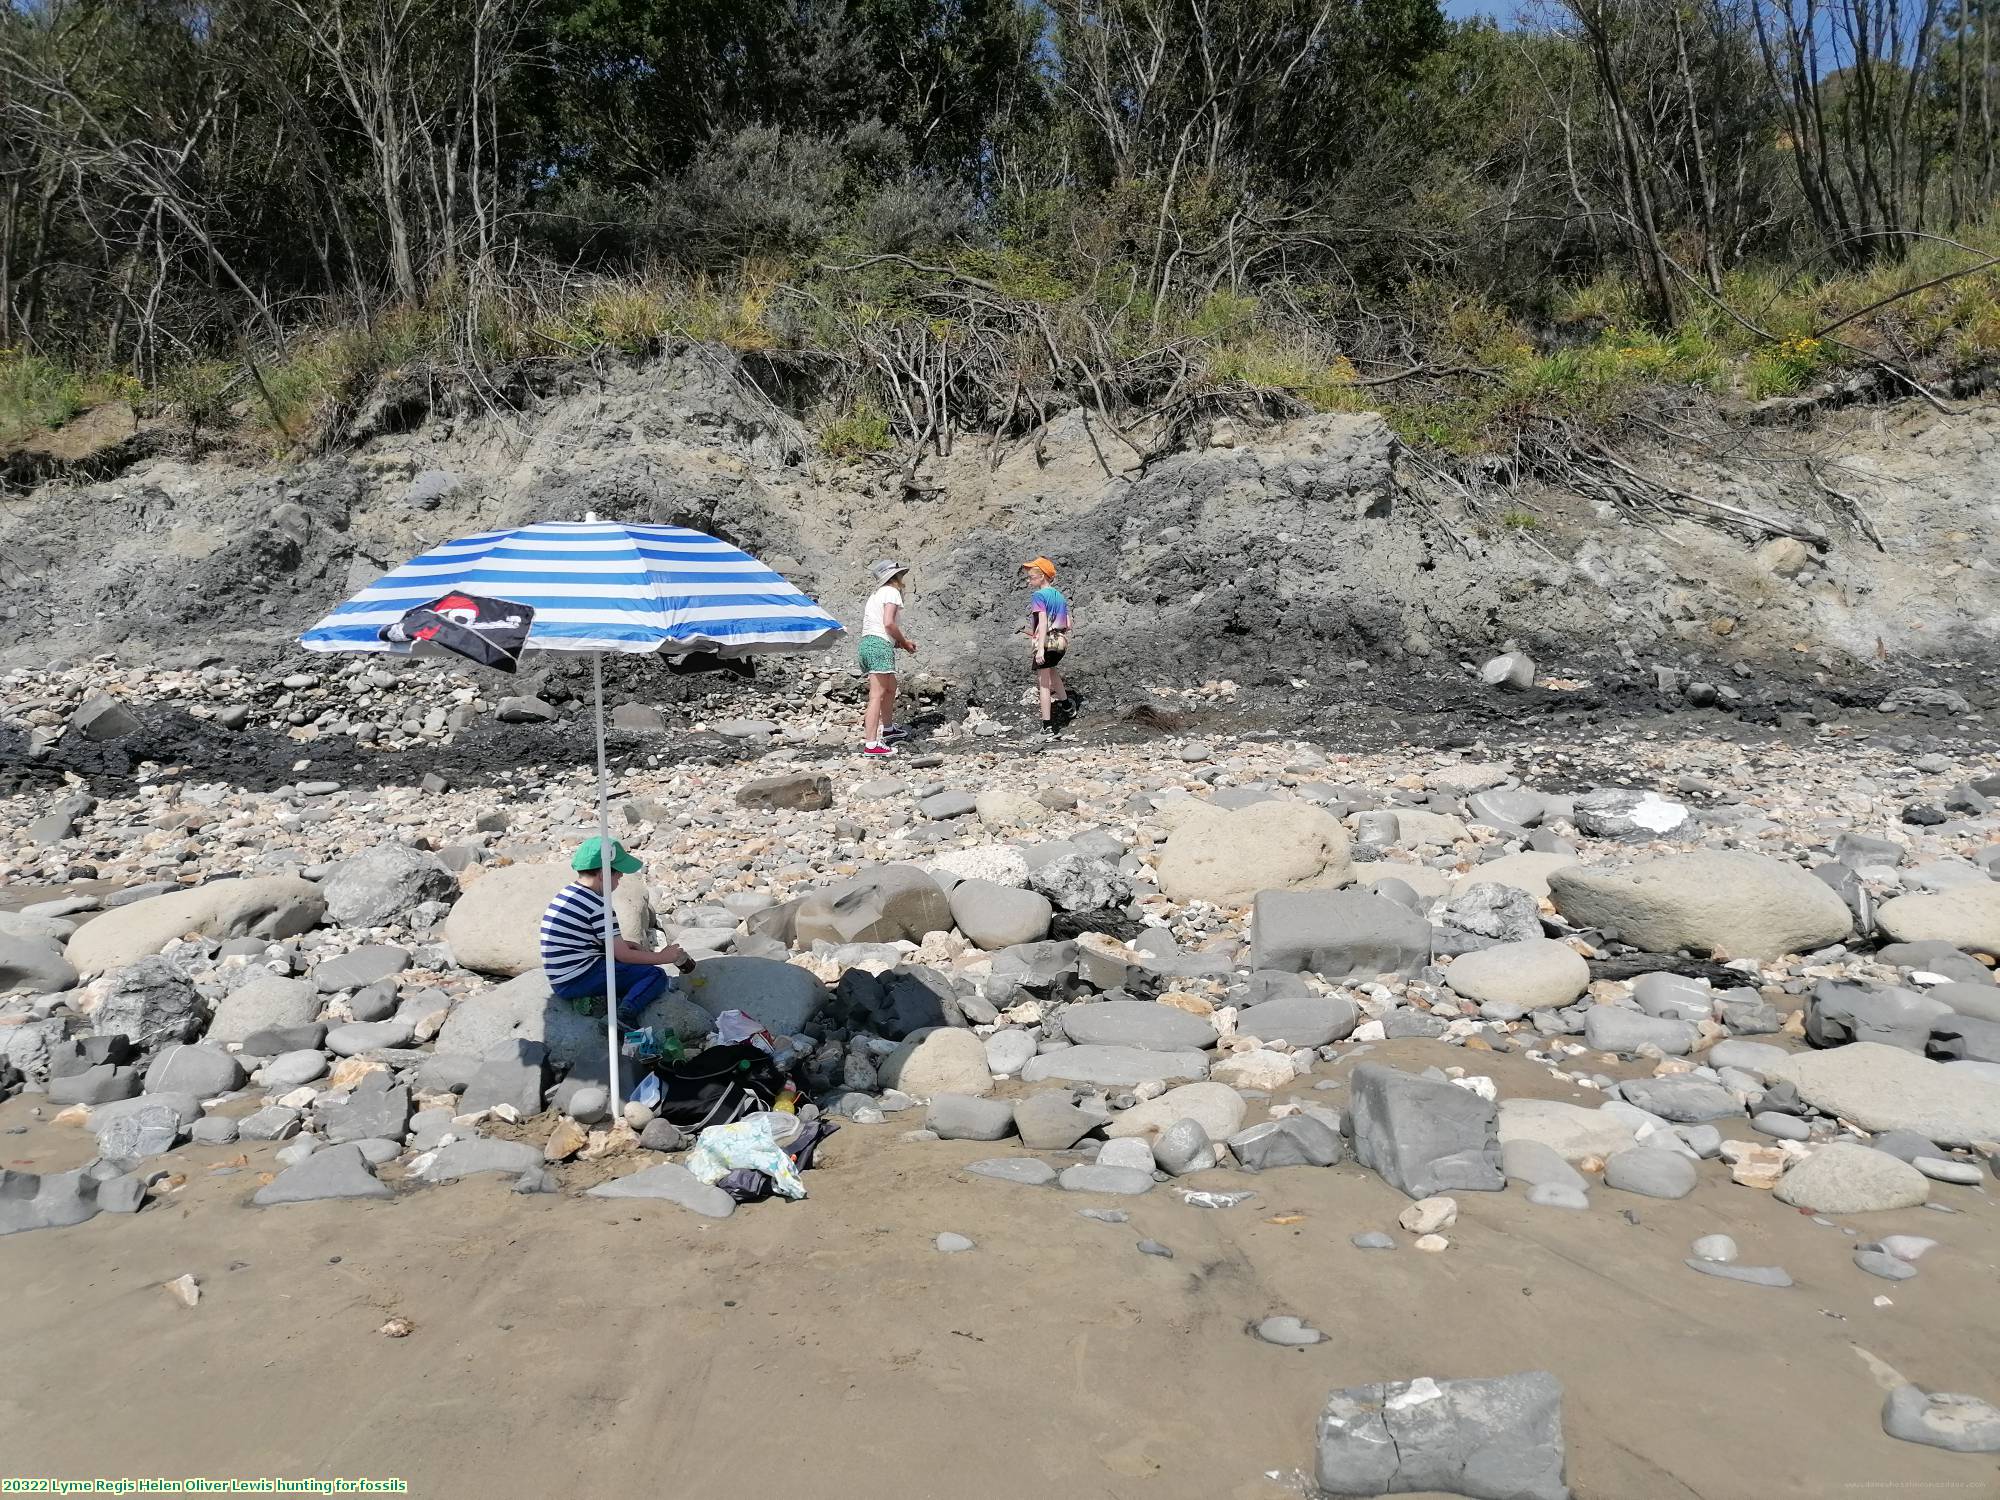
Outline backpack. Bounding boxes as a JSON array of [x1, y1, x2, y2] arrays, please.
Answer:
[[651, 1042, 790, 1132]]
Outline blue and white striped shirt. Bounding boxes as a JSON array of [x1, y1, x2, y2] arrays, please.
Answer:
[[539, 882, 618, 985]]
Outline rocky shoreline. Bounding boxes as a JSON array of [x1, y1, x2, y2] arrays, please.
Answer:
[[4, 664, 1999, 1489]]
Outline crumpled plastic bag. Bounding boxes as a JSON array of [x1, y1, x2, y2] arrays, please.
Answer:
[[685, 1116, 807, 1200], [712, 1009, 779, 1053]]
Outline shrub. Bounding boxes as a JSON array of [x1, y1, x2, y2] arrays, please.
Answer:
[[820, 398, 893, 457]]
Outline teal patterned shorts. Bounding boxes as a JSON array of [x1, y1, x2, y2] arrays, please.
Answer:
[[858, 636, 896, 674]]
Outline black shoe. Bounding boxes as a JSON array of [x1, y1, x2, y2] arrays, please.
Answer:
[[1042, 720, 1058, 737], [1053, 698, 1077, 725]]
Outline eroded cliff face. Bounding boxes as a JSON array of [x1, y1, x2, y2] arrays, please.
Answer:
[[2, 351, 1995, 706]]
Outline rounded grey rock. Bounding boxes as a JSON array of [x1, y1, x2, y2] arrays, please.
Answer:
[[966, 1158, 1057, 1186], [1151, 1117, 1213, 1176], [935, 1232, 975, 1253], [1603, 1147, 1699, 1200], [1690, 1234, 1738, 1263], [1854, 1248, 1917, 1281]]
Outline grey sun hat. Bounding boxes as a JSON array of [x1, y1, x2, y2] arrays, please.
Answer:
[[870, 558, 908, 585]]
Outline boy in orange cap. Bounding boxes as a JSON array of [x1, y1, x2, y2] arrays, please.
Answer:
[[1020, 557, 1072, 736]]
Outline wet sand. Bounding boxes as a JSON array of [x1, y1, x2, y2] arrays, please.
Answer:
[[4, 1040, 1996, 1500]]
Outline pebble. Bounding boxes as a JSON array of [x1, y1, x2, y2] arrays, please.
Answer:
[[1253, 1315, 1326, 1347], [1350, 1232, 1396, 1250], [1690, 1234, 1738, 1263], [1877, 1234, 1938, 1261], [1136, 1239, 1174, 1258], [1078, 1209, 1130, 1224], [935, 1232, 975, 1253]]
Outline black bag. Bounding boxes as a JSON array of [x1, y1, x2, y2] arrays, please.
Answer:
[[652, 1043, 789, 1132]]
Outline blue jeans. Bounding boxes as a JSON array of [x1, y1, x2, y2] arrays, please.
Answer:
[[552, 960, 668, 1024]]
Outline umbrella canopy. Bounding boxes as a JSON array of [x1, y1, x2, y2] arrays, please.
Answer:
[[295, 516, 844, 1122], [299, 518, 841, 657]]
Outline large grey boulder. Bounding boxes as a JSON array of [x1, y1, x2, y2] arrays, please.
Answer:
[[792, 865, 952, 947], [1762, 1042, 2000, 1147], [70, 693, 141, 741], [66, 876, 325, 975], [324, 845, 458, 927], [432, 970, 604, 1068], [93, 1096, 192, 1160], [1496, 1099, 1639, 1162], [1058, 999, 1217, 1052], [1156, 802, 1353, 907], [143, 1043, 247, 1097], [458, 1040, 550, 1116], [1446, 939, 1589, 1009], [1548, 852, 1850, 961], [1774, 1143, 1929, 1212], [1437, 883, 1543, 944], [926, 1094, 1017, 1141], [1583, 1008, 1697, 1056], [1615, 1075, 1743, 1123], [685, 956, 829, 1033], [1057, 1164, 1154, 1195], [319, 1081, 412, 1145], [206, 974, 322, 1046], [253, 1143, 392, 1205], [1572, 788, 1688, 840], [879, 1028, 995, 1097], [443, 865, 650, 977], [1806, 981, 1951, 1051], [1881, 1385, 2000, 1454], [736, 772, 832, 811], [1235, 993, 1357, 1047], [47, 1064, 142, 1106], [413, 1137, 543, 1181], [1152, 1118, 1214, 1175], [312, 945, 412, 993], [87, 958, 206, 1048], [948, 880, 1053, 951], [1012, 1091, 1102, 1150], [1457, 852, 1578, 901], [0, 932, 77, 995], [1026, 853, 1132, 913], [586, 1162, 735, 1217], [1251, 889, 1431, 980], [1316, 1371, 1567, 1500], [1602, 1147, 1698, 1199], [1020, 1044, 1209, 1088], [1876, 885, 2000, 954], [1344, 1062, 1503, 1199], [0, 1167, 105, 1235], [1231, 1115, 1344, 1170], [1105, 1082, 1247, 1143]]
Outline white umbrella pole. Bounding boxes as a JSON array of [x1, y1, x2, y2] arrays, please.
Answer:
[[593, 652, 622, 1121]]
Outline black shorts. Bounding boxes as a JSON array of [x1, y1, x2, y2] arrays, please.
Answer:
[[1034, 645, 1065, 670]]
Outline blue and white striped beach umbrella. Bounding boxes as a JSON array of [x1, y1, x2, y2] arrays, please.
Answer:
[[299, 518, 842, 657], [296, 517, 843, 1117]]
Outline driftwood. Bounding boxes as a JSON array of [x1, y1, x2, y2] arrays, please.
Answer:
[[1586, 953, 1751, 987]]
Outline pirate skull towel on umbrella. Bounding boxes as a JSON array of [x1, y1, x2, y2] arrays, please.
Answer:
[[379, 592, 535, 672]]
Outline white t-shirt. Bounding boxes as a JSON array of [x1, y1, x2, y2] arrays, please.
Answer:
[[862, 584, 902, 640]]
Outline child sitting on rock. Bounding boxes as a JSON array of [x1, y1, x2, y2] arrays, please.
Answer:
[[540, 836, 695, 1024]]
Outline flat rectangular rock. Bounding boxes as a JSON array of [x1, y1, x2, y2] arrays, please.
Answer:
[[1021, 1045, 1210, 1088]]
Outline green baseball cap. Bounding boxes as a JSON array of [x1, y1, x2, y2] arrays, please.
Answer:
[[571, 836, 642, 875]]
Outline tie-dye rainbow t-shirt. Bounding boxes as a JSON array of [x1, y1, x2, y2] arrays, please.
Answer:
[[1030, 585, 1070, 629]]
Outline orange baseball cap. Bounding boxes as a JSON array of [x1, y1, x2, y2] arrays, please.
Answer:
[[1022, 556, 1057, 579]]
